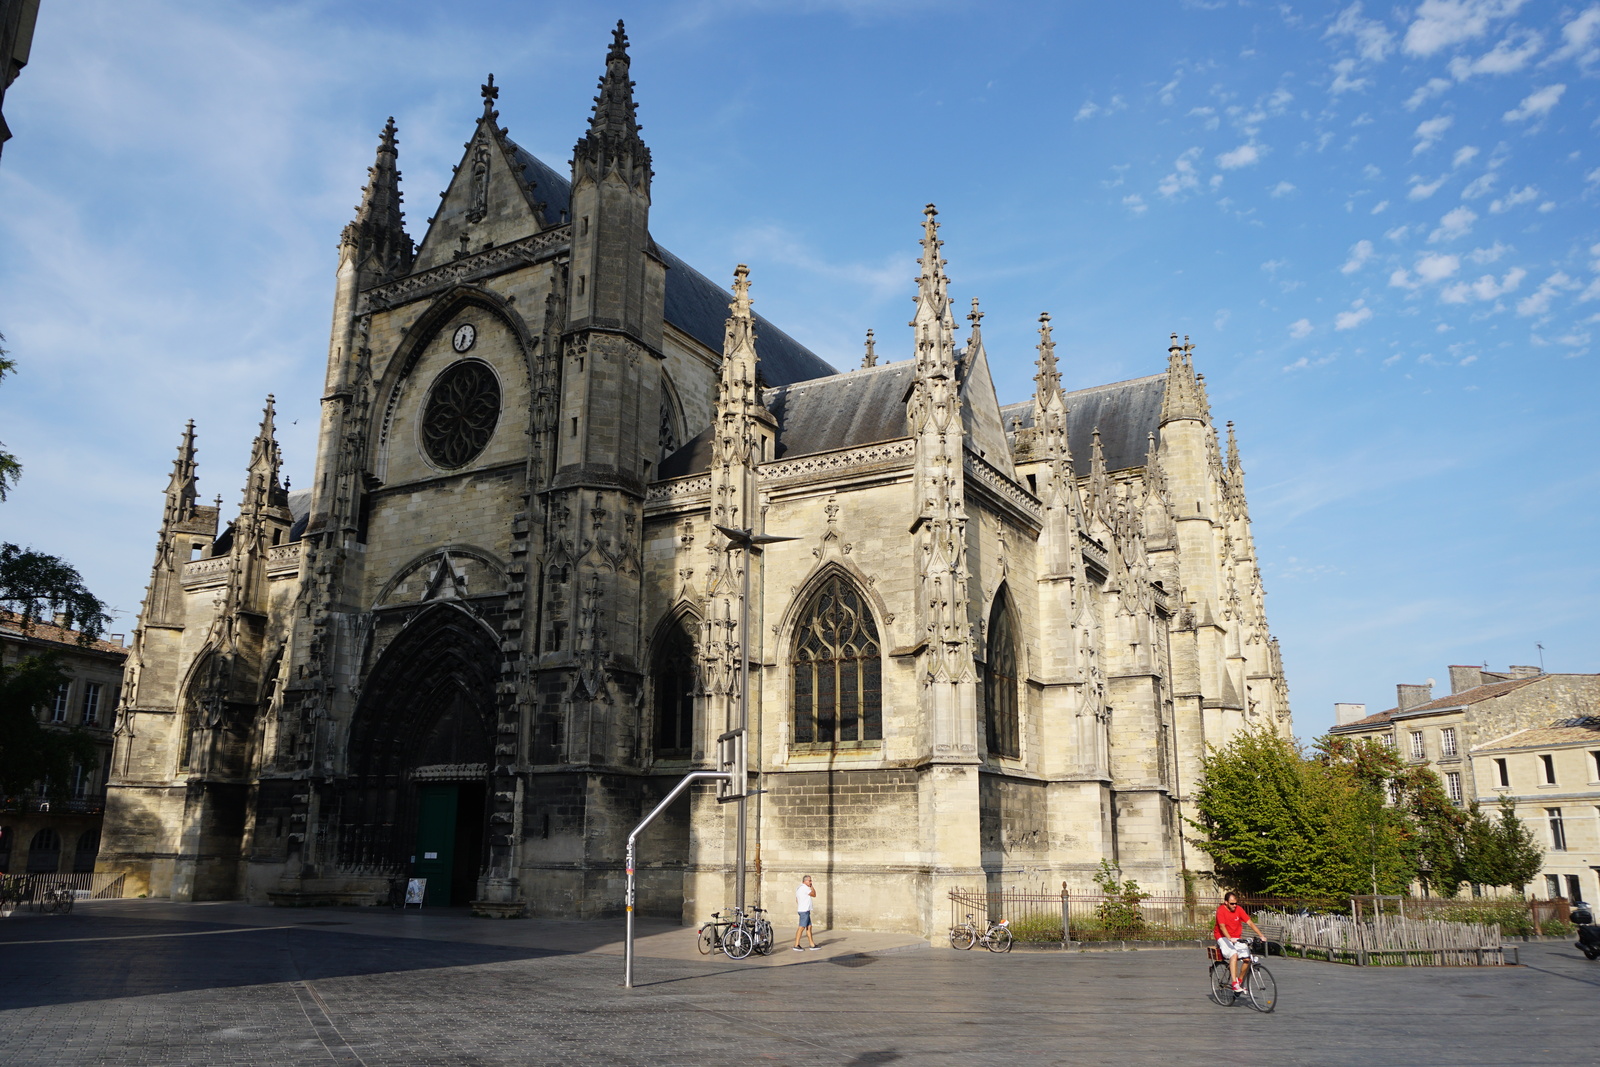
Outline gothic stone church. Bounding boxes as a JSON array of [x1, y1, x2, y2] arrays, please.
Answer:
[[101, 25, 1291, 935]]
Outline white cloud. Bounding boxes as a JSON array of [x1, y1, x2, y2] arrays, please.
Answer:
[[1546, 5, 1600, 66], [1451, 145, 1480, 168], [1404, 0, 1529, 57], [1289, 318, 1314, 338], [1329, 57, 1368, 94], [1588, 167, 1600, 185], [1363, 163, 1383, 180], [1417, 252, 1462, 282], [1214, 309, 1231, 330], [1468, 241, 1510, 263], [1448, 29, 1543, 78], [1580, 276, 1600, 302], [1503, 84, 1565, 122], [1404, 77, 1454, 109], [1188, 106, 1220, 130], [1429, 206, 1477, 242], [1371, 199, 1390, 214], [1335, 299, 1373, 329], [1412, 115, 1454, 154], [1460, 172, 1498, 199], [1488, 185, 1538, 212], [1408, 174, 1447, 200], [1341, 239, 1376, 273], [1270, 180, 1296, 197], [1516, 271, 1579, 316], [1261, 259, 1289, 274], [1121, 193, 1147, 215], [1075, 96, 1127, 121], [1217, 142, 1265, 169], [1440, 266, 1526, 302], [1158, 147, 1203, 199], [1327, 3, 1397, 60], [1385, 224, 1412, 241]]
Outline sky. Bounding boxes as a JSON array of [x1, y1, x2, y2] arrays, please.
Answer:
[[1, 0, 1596, 739]]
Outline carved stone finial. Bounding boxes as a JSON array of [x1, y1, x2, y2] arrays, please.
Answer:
[[731, 263, 752, 318], [1034, 312, 1060, 402], [481, 74, 499, 107], [862, 328, 877, 368]]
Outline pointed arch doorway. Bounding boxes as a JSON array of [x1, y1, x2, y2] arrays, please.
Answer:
[[342, 605, 498, 907]]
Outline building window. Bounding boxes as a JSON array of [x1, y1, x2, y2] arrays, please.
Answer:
[[1547, 873, 1562, 899], [73, 830, 100, 874], [1444, 771, 1463, 803], [1541, 753, 1557, 785], [1381, 734, 1395, 749], [792, 574, 882, 746], [50, 683, 71, 723], [81, 682, 102, 726], [1440, 727, 1457, 757], [1567, 874, 1583, 903], [1494, 758, 1509, 788], [1548, 807, 1567, 851], [1410, 732, 1425, 760], [982, 588, 1020, 760], [26, 828, 62, 874], [650, 621, 696, 758], [1591, 751, 1600, 781]]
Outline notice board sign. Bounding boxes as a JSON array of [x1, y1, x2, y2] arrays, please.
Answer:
[[404, 878, 427, 907]]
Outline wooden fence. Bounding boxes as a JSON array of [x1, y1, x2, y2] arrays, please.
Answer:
[[1267, 911, 1510, 967]]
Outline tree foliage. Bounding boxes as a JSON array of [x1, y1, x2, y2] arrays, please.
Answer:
[[0, 542, 111, 643], [1191, 727, 1545, 898], [0, 337, 19, 501], [0, 653, 99, 797]]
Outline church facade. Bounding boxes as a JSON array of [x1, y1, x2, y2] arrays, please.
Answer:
[[100, 25, 1291, 934]]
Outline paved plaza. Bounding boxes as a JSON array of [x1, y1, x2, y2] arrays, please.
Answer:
[[1, 900, 1593, 1066]]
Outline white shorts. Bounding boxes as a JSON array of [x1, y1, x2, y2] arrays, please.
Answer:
[[1217, 936, 1252, 959]]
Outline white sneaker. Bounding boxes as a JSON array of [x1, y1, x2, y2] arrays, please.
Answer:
[[808, 946, 820, 951], [792, 946, 803, 951]]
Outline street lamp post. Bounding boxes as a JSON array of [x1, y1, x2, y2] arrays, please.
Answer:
[[714, 524, 796, 913]]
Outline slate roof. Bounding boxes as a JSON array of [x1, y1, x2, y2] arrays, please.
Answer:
[[1328, 676, 1547, 732], [501, 142, 836, 388], [659, 361, 914, 479], [1001, 374, 1167, 474], [1474, 717, 1600, 752]]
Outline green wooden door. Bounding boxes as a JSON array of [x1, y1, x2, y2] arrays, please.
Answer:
[[413, 784, 458, 906]]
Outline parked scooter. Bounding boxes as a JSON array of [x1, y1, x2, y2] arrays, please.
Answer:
[[1571, 902, 1599, 960]]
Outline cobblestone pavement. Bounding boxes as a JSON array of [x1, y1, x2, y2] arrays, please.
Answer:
[[1, 900, 1592, 1066]]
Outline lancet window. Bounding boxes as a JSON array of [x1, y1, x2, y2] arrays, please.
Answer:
[[792, 574, 882, 746], [651, 621, 697, 758], [983, 588, 1020, 759]]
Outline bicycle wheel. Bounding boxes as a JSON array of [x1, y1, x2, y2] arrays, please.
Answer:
[[985, 927, 1013, 953], [723, 925, 754, 960], [56, 892, 73, 915], [1208, 961, 1236, 1006], [754, 919, 774, 955], [950, 925, 976, 950], [1244, 962, 1277, 1013], [697, 925, 716, 955]]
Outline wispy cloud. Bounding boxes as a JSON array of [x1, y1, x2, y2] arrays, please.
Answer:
[[1440, 266, 1525, 302], [1158, 147, 1203, 198], [1391, 252, 1463, 289], [1075, 95, 1127, 121], [1270, 180, 1297, 197], [1503, 83, 1565, 122], [1289, 317, 1314, 338], [1341, 239, 1376, 273], [1516, 271, 1579, 316], [1335, 299, 1374, 329], [1448, 29, 1544, 78], [1412, 115, 1454, 154], [1428, 206, 1477, 242], [1488, 185, 1538, 212], [1217, 142, 1266, 169], [1327, 3, 1397, 61], [1404, 0, 1530, 58], [1546, 5, 1600, 66], [1404, 77, 1454, 109], [1329, 57, 1369, 94], [1408, 174, 1448, 200], [1122, 193, 1148, 215]]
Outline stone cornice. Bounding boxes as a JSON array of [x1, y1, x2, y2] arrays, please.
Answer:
[[963, 448, 1041, 530], [758, 439, 916, 486], [357, 227, 571, 314]]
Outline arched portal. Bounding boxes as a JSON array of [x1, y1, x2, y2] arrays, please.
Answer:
[[338, 605, 498, 906]]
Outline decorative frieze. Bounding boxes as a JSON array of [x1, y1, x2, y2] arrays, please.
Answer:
[[357, 228, 570, 314]]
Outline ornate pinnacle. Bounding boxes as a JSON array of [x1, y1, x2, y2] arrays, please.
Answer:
[[481, 73, 499, 107], [342, 117, 413, 280], [1226, 421, 1242, 474], [575, 20, 650, 186], [1034, 312, 1061, 401], [1159, 331, 1205, 425], [730, 263, 752, 320], [862, 328, 877, 368]]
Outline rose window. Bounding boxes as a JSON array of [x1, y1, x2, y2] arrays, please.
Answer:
[[421, 360, 500, 468]]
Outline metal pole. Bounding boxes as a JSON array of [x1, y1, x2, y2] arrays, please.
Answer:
[[624, 770, 730, 989], [736, 535, 751, 914]]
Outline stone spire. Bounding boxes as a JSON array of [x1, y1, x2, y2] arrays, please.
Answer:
[[861, 329, 877, 368], [1225, 421, 1242, 477], [340, 118, 414, 284], [1033, 312, 1061, 403], [709, 264, 769, 484], [573, 19, 651, 192], [1159, 333, 1205, 425], [908, 204, 957, 384], [165, 420, 199, 527], [1086, 426, 1110, 519]]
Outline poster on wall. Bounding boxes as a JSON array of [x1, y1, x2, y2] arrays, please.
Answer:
[[404, 878, 427, 907]]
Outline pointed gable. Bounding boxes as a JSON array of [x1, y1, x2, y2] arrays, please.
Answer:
[[956, 305, 1016, 478]]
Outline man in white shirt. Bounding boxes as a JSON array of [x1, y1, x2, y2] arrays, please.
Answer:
[[792, 875, 818, 950]]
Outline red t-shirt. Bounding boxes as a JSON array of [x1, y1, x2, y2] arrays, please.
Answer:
[[1212, 904, 1251, 940]]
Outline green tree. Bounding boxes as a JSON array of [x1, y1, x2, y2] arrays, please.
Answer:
[[0, 542, 111, 643], [0, 653, 99, 798], [0, 336, 20, 500], [1477, 797, 1544, 892]]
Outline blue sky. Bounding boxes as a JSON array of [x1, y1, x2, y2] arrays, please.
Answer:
[[1, 0, 1596, 738]]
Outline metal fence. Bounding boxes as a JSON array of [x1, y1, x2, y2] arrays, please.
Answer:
[[1, 871, 126, 910], [948, 885, 1576, 945], [1276, 910, 1510, 967]]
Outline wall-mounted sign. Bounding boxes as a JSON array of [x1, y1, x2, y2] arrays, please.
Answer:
[[423, 852, 438, 860]]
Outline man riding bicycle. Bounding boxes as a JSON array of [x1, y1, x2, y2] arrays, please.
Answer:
[[1212, 892, 1264, 993]]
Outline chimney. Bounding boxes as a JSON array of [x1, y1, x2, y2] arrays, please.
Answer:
[[1507, 665, 1542, 679], [1396, 683, 1433, 712], [1448, 665, 1485, 694], [1335, 703, 1368, 726], [52, 612, 70, 629]]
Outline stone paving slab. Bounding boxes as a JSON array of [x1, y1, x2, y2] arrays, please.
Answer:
[[1, 900, 1593, 1066]]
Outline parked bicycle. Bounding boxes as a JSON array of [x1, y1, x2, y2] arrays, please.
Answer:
[[34, 881, 75, 915], [949, 913, 1013, 952], [699, 906, 776, 960], [1207, 937, 1277, 1012]]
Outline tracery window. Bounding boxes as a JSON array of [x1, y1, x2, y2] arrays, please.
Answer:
[[651, 621, 696, 757], [983, 588, 1020, 759], [659, 397, 678, 460], [792, 575, 882, 746], [422, 360, 501, 469]]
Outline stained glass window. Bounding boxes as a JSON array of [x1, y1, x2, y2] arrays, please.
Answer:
[[984, 589, 1020, 759], [792, 575, 882, 745], [422, 360, 500, 469]]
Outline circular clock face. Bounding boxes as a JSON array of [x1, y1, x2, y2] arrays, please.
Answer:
[[451, 323, 477, 353]]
